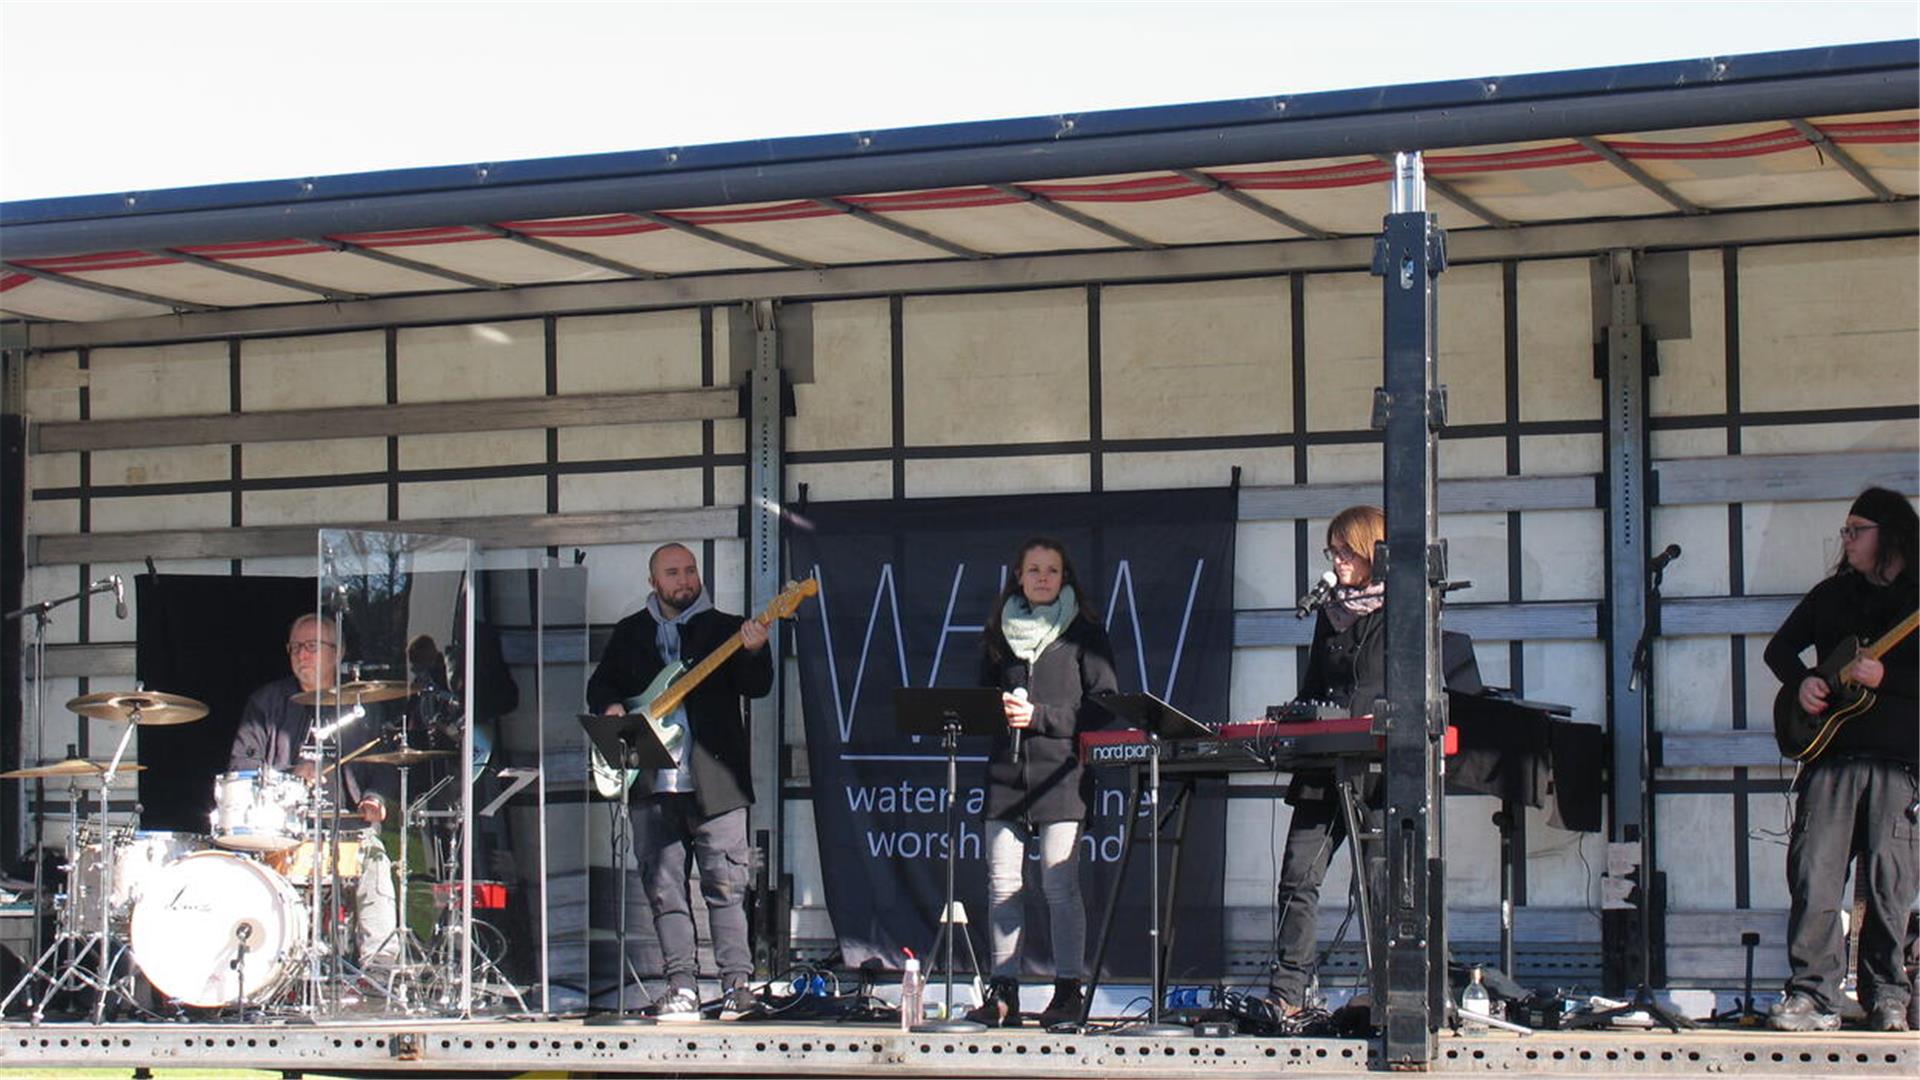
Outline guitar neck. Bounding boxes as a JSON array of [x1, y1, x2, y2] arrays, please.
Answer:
[[1863, 610, 1920, 663], [650, 613, 766, 718]]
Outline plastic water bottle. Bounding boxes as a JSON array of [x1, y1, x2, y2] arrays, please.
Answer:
[[1461, 967, 1491, 1025], [900, 955, 925, 1030]]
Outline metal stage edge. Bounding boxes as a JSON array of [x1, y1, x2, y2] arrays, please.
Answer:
[[1, 1020, 1914, 1077]]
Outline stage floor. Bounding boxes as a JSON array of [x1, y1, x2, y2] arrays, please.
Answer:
[[1, 1018, 1914, 1077]]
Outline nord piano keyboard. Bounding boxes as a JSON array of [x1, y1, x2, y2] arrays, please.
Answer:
[[1078, 715, 1458, 771]]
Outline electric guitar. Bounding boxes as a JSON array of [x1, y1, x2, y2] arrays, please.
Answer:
[[1772, 609, 1918, 762], [590, 579, 818, 799]]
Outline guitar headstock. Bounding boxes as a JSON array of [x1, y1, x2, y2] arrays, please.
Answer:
[[762, 578, 820, 621]]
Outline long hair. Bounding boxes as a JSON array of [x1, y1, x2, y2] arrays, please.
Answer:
[[984, 536, 1101, 665], [1327, 505, 1387, 584], [1834, 486, 1918, 582]]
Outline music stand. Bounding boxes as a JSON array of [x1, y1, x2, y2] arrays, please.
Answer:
[[893, 688, 1004, 1033], [578, 712, 677, 1027], [1092, 692, 1211, 1037]]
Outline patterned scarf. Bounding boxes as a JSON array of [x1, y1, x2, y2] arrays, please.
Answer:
[[1325, 580, 1385, 633]]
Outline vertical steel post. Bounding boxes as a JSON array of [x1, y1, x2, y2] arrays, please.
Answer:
[[746, 300, 787, 972], [1372, 151, 1448, 1066]]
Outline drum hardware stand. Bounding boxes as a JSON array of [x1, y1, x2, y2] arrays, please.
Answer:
[[0, 774, 101, 1022], [3, 578, 117, 1015], [290, 695, 367, 1019]]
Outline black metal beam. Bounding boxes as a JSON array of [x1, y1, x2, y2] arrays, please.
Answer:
[[811, 197, 984, 259], [634, 212, 821, 269], [0, 261, 214, 313], [989, 183, 1160, 249], [1172, 169, 1334, 240], [303, 236, 507, 290], [1575, 137, 1706, 215], [150, 247, 362, 301], [1788, 119, 1899, 201], [475, 225, 662, 279]]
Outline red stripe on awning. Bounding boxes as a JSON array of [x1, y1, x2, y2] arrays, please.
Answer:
[[328, 226, 493, 248], [0, 273, 31, 294], [671, 201, 840, 225], [496, 214, 669, 238], [842, 187, 1022, 212], [1821, 118, 1920, 145], [1428, 143, 1604, 174], [1022, 175, 1209, 203], [1610, 127, 1810, 159], [1214, 160, 1395, 191], [179, 239, 333, 260], [17, 251, 179, 273]]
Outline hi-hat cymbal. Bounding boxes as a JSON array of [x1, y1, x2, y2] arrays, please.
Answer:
[[0, 758, 148, 780], [355, 749, 453, 767], [66, 690, 208, 726], [291, 680, 409, 707]]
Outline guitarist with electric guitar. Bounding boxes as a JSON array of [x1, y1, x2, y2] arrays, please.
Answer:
[[1762, 488, 1917, 1034], [584, 543, 812, 1023]]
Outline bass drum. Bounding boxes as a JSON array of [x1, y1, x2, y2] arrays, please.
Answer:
[[130, 852, 307, 1007]]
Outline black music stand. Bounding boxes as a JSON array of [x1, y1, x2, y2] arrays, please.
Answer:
[[579, 712, 677, 1027], [893, 687, 1004, 1033], [1092, 692, 1211, 1037]]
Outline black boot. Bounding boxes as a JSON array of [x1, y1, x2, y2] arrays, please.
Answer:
[[965, 976, 1023, 1028], [1037, 977, 1084, 1029]]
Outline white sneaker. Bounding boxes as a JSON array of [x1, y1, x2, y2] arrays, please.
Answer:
[[651, 986, 702, 1022]]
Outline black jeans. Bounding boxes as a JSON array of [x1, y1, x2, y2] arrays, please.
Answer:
[[1268, 795, 1351, 1005], [1784, 757, 1919, 1011]]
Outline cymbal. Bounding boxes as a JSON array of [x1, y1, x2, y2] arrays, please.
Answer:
[[291, 680, 410, 706], [0, 758, 148, 780], [355, 749, 453, 767], [66, 690, 208, 725]]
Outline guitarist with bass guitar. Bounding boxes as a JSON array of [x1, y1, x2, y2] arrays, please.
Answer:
[[587, 543, 773, 1023], [1763, 487, 1918, 1033]]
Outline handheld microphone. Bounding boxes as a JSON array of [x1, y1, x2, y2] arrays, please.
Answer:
[[1649, 544, 1682, 574], [1295, 570, 1339, 619], [112, 575, 127, 621], [1007, 665, 1030, 762]]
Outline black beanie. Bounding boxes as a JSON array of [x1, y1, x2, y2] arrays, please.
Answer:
[[1848, 487, 1917, 530]]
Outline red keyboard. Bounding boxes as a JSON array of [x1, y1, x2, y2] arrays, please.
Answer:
[[1079, 716, 1458, 770]]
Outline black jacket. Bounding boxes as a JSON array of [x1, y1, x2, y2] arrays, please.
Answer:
[[230, 675, 386, 810], [979, 617, 1119, 824], [1289, 607, 1482, 804], [1764, 569, 1918, 766], [586, 605, 775, 817]]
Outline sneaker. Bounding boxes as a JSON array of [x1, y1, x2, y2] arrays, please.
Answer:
[[1261, 990, 1303, 1021], [650, 986, 702, 1023], [1767, 992, 1840, 1032], [719, 985, 761, 1021], [1868, 1001, 1911, 1033]]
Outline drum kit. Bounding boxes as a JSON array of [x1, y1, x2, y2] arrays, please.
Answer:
[[0, 680, 518, 1024]]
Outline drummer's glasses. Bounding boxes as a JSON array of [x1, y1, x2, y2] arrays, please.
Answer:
[[287, 640, 337, 655]]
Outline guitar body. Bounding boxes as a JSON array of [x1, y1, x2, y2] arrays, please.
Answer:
[[586, 577, 818, 801], [589, 662, 689, 799], [1773, 635, 1877, 762]]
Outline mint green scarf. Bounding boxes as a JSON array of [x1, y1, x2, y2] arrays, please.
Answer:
[[1000, 584, 1077, 665]]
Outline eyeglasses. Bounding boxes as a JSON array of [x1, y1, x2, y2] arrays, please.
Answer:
[[1323, 546, 1363, 563], [287, 640, 337, 656], [1838, 524, 1879, 541]]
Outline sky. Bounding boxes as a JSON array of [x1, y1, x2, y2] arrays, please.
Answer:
[[0, 0, 1915, 204]]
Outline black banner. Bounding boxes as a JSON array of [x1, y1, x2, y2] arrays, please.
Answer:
[[789, 488, 1236, 978]]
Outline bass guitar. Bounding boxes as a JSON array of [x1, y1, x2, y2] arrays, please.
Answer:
[[1772, 609, 1919, 762], [590, 578, 818, 799]]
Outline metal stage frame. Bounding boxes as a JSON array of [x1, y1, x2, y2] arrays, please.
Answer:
[[1, 1019, 1915, 1076]]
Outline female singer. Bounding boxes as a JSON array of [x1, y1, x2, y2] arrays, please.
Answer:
[[968, 537, 1117, 1029]]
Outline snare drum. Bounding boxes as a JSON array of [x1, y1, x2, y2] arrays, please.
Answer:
[[266, 834, 365, 882], [210, 768, 307, 851], [130, 851, 307, 1008], [68, 831, 209, 931]]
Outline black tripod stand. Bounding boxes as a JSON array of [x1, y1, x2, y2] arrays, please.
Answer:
[[1573, 551, 1692, 1032], [893, 688, 1003, 1033], [579, 711, 677, 1026]]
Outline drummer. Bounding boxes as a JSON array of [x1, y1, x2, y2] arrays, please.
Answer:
[[229, 612, 399, 969]]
